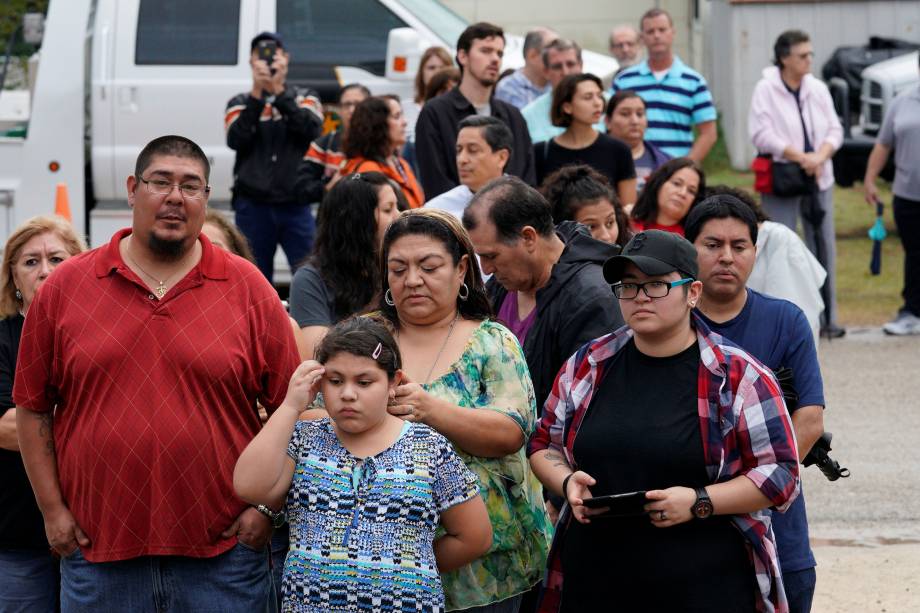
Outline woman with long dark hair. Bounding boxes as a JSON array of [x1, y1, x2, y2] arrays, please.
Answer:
[[296, 83, 371, 202], [289, 172, 400, 358], [343, 96, 425, 207], [630, 157, 705, 236]]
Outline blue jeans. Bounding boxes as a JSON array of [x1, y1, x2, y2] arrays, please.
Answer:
[[0, 548, 59, 612], [60, 543, 273, 613], [234, 196, 315, 284], [269, 525, 289, 610], [783, 567, 816, 613]]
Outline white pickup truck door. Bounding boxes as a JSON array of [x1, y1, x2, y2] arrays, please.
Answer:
[[106, 0, 261, 207]]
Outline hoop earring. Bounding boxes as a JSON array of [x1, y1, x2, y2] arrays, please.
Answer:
[[15, 289, 22, 300], [458, 283, 469, 302], [384, 289, 395, 306]]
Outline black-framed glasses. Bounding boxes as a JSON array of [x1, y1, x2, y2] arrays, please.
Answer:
[[612, 278, 693, 300], [138, 176, 210, 200]]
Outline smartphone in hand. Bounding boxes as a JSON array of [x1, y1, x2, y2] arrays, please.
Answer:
[[257, 40, 278, 75], [582, 490, 648, 518]]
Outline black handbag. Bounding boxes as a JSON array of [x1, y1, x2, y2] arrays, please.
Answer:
[[771, 161, 812, 197]]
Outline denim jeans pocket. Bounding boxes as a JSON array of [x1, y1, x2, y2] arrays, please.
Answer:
[[236, 538, 268, 555], [62, 546, 82, 561]]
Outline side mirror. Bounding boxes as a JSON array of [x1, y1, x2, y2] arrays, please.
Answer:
[[22, 12, 45, 45], [385, 28, 428, 81]]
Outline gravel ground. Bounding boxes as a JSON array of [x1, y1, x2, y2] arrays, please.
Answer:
[[805, 327, 920, 612]]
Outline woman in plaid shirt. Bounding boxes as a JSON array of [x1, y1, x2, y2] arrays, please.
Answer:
[[529, 230, 800, 613]]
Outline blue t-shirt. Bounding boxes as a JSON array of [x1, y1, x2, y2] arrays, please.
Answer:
[[696, 288, 823, 573], [611, 57, 717, 158]]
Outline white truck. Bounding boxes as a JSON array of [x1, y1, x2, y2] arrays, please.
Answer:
[[0, 0, 616, 285], [831, 51, 919, 187]]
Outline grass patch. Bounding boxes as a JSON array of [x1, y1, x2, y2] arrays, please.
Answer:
[[836, 237, 903, 325], [702, 127, 904, 326]]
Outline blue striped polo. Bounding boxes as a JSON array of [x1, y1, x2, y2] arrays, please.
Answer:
[[611, 57, 717, 157]]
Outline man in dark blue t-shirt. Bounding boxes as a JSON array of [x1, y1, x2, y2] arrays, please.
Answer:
[[685, 194, 824, 613]]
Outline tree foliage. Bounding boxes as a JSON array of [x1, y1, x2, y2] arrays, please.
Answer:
[[0, 0, 50, 50]]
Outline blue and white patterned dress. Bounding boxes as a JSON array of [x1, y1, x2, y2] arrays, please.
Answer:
[[283, 418, 480, 612]]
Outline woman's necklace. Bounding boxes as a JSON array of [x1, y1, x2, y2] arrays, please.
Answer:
[[123, 239, 182, 298], [400, 312, 460, 384]]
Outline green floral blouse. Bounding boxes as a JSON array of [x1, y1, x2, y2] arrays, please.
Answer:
[[424, 320, 552, 610]]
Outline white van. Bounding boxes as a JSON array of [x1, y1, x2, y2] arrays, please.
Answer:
[[0, 0, 616, 284]]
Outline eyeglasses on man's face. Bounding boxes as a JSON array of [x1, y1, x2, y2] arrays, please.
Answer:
[[138, 176, 210, 200], [612, 278, 693, 299]]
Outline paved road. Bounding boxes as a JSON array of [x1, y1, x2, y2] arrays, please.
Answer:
[[806, 328, 920, 612]]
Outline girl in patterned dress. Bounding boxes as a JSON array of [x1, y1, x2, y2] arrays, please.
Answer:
[[234, 317, 492, 612]]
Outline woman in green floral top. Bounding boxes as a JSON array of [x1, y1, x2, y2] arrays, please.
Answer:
[[376, 208, 551, 612]]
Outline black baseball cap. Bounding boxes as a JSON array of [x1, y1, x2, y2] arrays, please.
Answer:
[[251, 32, 284, 51], [603, 230, 699, 283]]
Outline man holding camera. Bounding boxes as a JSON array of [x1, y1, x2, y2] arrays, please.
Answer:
[[226, 32, 323, 283], [685, 195, 824, 613]]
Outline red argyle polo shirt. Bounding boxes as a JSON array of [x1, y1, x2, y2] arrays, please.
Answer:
[[14, 229, 300, 562]]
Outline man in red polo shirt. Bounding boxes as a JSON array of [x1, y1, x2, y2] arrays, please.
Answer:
[[14, 135, 300, 611]]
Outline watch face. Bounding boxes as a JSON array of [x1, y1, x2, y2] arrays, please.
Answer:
[[694, 500, 714, 519]]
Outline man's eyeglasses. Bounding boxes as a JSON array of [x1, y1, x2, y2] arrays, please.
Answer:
[[548, 61, 580, 71], [138, 177, 210, 200], [612, 278, 693, 299]]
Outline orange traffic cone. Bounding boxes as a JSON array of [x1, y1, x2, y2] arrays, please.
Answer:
[[54, 183, 72, 222]]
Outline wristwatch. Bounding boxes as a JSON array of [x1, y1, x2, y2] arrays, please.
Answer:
[[255, 504, 286, 528], [690, 487, 714, 519]]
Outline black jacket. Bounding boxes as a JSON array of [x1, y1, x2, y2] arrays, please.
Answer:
[[415, 87, 535, 199], [294, 131, 343, 205], [226, 86, 323, 204], [488, 222, 624, 408]]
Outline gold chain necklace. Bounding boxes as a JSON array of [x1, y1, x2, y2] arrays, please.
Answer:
[[398, 312, 460, 384], [123, 239, 183, 299]]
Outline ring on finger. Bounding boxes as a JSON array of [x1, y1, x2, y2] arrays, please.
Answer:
[[658, 510, 667, 521]]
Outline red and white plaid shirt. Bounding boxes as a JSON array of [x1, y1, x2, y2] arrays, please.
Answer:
[[529, 314, 800, 613]]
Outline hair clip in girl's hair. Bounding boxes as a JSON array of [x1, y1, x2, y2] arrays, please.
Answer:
[[350, 173, 362, 181], [371, 342, 382, 360]]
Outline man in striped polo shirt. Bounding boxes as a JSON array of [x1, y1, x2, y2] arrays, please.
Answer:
[[612, 9, 717, 162]]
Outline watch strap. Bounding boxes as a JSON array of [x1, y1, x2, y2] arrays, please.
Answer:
[[255, 504, 286, 528], [691, 487, 713, 519]]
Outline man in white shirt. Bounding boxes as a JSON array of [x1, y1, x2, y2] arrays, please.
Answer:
[[426, 116, 511, 220]]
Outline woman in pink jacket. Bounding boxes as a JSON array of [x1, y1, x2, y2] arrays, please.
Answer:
[[748, 30, 844, 339]]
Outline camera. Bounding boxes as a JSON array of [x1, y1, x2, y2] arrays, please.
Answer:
[[802, 432, 850, 481]]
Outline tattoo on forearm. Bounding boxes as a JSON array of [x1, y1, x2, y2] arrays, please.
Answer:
[[37, 412, 55, 457], [543, 450, 570, 469]]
